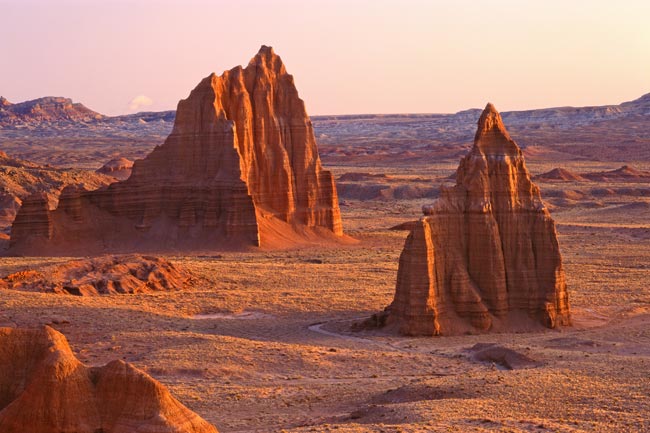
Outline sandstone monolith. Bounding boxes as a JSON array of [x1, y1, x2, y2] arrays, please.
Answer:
[[10, 46, 343, 254], [384, 104, 571, 336]]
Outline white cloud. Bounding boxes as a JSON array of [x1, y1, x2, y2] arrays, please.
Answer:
[[128, 95, 154, 112]]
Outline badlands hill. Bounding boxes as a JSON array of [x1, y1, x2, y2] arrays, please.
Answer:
[[535, 167, 587, 182]]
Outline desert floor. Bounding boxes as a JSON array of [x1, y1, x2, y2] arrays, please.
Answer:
[[1, 160, 649, 433]]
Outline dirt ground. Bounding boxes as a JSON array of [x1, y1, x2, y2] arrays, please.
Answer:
[[1, 160, 649, 432]]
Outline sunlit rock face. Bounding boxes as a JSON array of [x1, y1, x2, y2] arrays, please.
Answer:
[[0, 326, 219, 433], [387, 104, 571, 336], [9, 46, 343, 254]]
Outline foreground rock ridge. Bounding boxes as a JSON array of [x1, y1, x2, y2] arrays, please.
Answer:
[[0, 255, 192, 295], [386, 104, 571, 336], [0, 326, 218, 433], [9, 45, 343, 253]]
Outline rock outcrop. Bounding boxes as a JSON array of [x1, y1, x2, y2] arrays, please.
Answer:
[[0, 255, 192, 295], [9, 46, 343, 254], [97, 157, 134, 180], [0, 152, 113, 234], [0, 326, 218, 433], [384, 104, 571, 336]]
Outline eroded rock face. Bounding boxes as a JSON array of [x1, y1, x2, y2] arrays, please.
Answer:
[[386, 104, 571, 336], [0, 255, 191, 296], [9, 46, 343, 253], [0, 326, 218, 433]]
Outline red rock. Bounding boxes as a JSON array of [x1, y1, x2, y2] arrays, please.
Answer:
[[0, 255, 192, 296], [385, 104, 571, 336], [9, 192, 52, 246], [0, 326, 218, 433], [97, 157, 134, 180], [9, 46, 343, 254]]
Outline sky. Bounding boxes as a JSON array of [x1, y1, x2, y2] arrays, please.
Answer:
[[1, 0, 649, 116]]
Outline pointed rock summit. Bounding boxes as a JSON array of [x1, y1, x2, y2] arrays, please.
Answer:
[[382, 104, 571, 336], [0, 326, 218, 433], [10, 46, 343, 253], [473, 103, 519, 156]]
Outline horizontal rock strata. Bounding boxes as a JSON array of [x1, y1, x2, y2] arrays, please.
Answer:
[[10, 46, 343, 253]]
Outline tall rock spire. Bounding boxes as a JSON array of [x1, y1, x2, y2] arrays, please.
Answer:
[[385, 104, 571, 336]]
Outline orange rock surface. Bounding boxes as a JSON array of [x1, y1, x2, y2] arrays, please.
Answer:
[[0, 255, 191, 295], [387, 104, 571, 336], [96, 157, 134, 180], [9, 46, 342, 253], [0, 326, 218, 433]]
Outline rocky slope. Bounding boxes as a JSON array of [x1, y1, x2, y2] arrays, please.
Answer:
[[382, 104, 571, 336], [0, 326, 218, 433], [9, 46, 343, 254], [0, 255, 192, 295]]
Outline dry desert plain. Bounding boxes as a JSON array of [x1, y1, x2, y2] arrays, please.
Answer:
[[1, 154, 649, 432]]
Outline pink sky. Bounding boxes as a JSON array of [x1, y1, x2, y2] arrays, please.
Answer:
[[1, 0, 649, 116]]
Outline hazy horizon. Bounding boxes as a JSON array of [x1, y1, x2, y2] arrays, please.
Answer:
[[2, 0, 649, 116]]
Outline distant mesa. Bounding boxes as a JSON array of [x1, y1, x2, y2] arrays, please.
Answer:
[[9, 45, 345, 254], [0, 326, 218, 433], [97, 157, 134, 180], [0, 96, 103, 125], [373, 103, 571, 336], [0, 255, 191, 296], [534, 167, 586, 182]]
